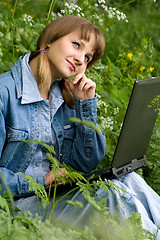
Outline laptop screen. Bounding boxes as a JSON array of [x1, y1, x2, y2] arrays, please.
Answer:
[[112, 77, 160, 169]]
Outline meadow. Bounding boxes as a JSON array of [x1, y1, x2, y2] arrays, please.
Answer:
[[0, 0, 160, 239]]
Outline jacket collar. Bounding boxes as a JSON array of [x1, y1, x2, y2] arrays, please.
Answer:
[[21, 53, 43, 104], [11, 53, 64, 109]]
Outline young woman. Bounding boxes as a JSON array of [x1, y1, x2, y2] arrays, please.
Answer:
[[0, 15, 160, 237], [0, 15, 106, 195]]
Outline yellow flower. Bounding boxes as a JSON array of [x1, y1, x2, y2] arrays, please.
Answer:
[[140, 66, 145, 72], [10, 9, 14, 13], [128, 53, 133, 60], [149, 67, 154, 72], [138, 52, 142, 55], [16, 48, 20, 52], [3, 2, 7, 6], [6, 29, 10, 32]]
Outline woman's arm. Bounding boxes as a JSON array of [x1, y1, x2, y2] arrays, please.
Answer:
[[60, 74, 106, 172], [70, 97, 106, 172], [59, 96, 106, 173], [0, 99, 45, 197]]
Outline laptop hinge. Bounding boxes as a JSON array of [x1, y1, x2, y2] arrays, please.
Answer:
[[112, 156, 147, 178]]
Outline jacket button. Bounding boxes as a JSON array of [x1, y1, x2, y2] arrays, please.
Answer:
[[83, 107, 88, 112], [82, 103, 87, 108], [58, 134, 62, 138]]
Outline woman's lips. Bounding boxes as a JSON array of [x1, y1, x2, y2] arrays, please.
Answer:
[[66, 60, 75, 71]]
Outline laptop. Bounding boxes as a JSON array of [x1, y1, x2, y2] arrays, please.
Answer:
[[82, 77, 160, 181]]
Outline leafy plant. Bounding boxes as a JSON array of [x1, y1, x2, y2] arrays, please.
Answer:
[[1, 209, 159, 239], [0, 0, 160, 238], [0, 157, 158, 240]]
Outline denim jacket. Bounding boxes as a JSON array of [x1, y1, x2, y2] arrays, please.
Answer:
[[0, 54, 106, 197]]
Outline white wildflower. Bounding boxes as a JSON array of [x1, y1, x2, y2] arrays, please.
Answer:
[[96, 93, 101, 99], [113, 107, 119, 115], [98, 0, 106, 4], [100, 5, 128, 22], [117, 15, 121, 21], [65, 2, 69, 8], [97, 98, 108, 114], [0, 49, 3, 57], [62, 2, 84, 17], [23, 14, 32, 22], [69, 9, 73, 14], [100, 116, 114, 131], [0, 21, 5, 27], [57, 12, 63, 17], [0, 32, 4, 38], [23, 14, 33, 26], [60, 10, 65, 14]]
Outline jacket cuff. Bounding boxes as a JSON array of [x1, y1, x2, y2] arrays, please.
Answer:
[[75, 97, 97, 122], [36, 175, 46, 188], [17, 176, 31, 196], [17, 175, 46, 196]]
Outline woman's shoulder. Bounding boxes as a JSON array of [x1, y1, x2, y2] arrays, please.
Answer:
[[0, 56, 23, 95], [0, 71, 15, 91], [0, 70, 12, 79], [0, 71, 18, 107]]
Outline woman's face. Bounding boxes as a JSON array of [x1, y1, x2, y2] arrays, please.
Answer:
[[45, 30, 96, 81]]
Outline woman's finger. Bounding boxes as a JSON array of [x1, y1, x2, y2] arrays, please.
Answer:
[[45, 168, 67, 186], [73, 71, 85, 84], [83, 81, 96, 92]]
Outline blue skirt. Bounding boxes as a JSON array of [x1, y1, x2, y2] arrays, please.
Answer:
[[14, 172, 160, 237]]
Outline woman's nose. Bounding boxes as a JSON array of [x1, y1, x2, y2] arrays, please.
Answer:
[[74, 54, 84, 65]]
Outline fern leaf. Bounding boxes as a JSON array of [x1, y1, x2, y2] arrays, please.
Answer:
[[19, 174, 49, 208], [0, 195, 10, 214]]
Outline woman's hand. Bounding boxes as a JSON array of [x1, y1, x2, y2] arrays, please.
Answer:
[[45, 168, 67, 186], [64, 72, 96, 100]]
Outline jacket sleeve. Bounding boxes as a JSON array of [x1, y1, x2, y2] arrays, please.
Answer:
[[0, 168, 45, 197], [0, 99, 45, 197], [61, 97, 106, 173]]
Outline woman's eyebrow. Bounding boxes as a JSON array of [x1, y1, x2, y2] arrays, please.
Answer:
[[79, 39, 94, 56], [79, 39, 85, 46]]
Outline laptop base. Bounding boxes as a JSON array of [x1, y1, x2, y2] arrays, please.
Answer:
[[112, 156, 147, 178]]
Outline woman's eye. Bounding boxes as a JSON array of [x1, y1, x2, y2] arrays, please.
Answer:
[[85, 55, 90, 62], [73, 42, 80, 48]]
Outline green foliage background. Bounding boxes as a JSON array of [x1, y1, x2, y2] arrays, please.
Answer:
[[1, 0, 159, 194], [0, 0, 160, 193], [0, 0, 160, 238]]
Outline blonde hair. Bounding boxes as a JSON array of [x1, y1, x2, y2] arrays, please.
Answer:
[[30, 15, 105, 108]]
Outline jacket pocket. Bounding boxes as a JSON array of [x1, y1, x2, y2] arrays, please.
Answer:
[[6, 126, 28, 142], [63, 124, 75, 139], [60, 124, 75, 164]]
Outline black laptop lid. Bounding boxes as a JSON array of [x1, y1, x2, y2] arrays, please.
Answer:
[[112, 77, 160, 169]]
